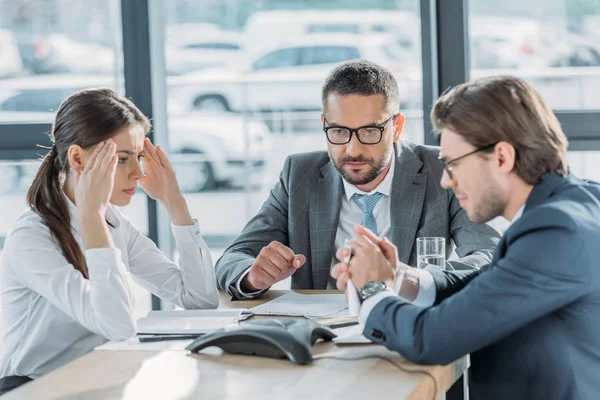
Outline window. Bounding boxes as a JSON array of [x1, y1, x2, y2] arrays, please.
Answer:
[[300, 46, 361, 65], [468, 0, 600, 110], [162, 1, 424, 285], [252, 48, 301, 70], [0, 89, 71, 112], [383, 44, 403, 61]]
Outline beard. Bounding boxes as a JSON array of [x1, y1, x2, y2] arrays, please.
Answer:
[[331, 146, 393, 186], [467, 175, 506, 224]]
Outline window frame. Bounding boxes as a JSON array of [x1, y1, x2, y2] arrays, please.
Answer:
[[420, 0, 600, 147]]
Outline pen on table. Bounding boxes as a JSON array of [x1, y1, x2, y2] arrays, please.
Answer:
[[137, 334, 202, 343], [328, 320, 360, 329]]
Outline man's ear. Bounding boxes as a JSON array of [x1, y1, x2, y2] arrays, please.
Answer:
[[495, 141, 517, 174], [67, 144, 85, 173], [320, 113, 325, 125], [392, 113, 405, 142]]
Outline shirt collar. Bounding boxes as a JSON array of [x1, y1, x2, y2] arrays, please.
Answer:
[[65, 194, 121, 231], [343, 153, 395, 201], [510, 204, 526, 225]]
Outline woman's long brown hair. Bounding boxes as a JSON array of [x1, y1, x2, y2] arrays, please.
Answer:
[[26, 88, 150, 278]]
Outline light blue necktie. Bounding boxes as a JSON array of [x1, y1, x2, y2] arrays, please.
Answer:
[[353, 192, 384, 235]]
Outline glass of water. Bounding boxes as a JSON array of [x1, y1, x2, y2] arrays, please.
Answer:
[[416, 237, 446, 269]]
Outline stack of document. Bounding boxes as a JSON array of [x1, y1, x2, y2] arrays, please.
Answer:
[[137, 309, 253, 335], [96, 309, 253, 351], [250, 292, 349, 318]]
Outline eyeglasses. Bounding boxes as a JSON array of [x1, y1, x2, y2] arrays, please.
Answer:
[[323, 115, 394, 145], [439, 143, 498, 180]]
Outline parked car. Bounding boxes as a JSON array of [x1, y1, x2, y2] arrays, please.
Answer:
[[0, 74, 122, 113], [166, 31, 244, 75], [550, 31, 600, 67], [30, 34, 118, 74], [0, 74, 271, 193], [470, 16, 573, 69], [168, 111, 271, 192], [166, 23, 221, 42], [242, 10, 420, 60], [0, 30, 23, 78], [168, 33, 413, 113]]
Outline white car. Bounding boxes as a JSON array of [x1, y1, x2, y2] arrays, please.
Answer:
[[0, 74, 271, 193], [0, 74, 124, 113], [168, 33, 412, 113], [242, 10, 421, 60], [168, 111, 271, 192], [166, 31, 244, 75], [166, 23, 222, 41], [32, 34, 118, 74], [469, 16, 571, 69]]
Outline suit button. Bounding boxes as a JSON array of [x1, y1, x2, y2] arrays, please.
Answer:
[[370, 329, 387, 342]]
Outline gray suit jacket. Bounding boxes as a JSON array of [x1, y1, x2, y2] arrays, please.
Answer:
[[216, 141, 501, 298], [363, 173, 600, 399]]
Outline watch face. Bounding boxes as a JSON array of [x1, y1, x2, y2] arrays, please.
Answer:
[[360, 281, 386, 300]]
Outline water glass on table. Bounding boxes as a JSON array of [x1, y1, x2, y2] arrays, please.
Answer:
[[416, 237, 446, 270]]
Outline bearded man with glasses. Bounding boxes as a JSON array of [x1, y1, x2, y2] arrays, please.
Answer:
[[215, 59, 500, 299]]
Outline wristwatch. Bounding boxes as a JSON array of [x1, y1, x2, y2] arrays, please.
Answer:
[[358, 281, 389, 302]]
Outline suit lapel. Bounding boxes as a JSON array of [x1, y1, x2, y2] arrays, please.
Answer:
[[309, 162, 343, 289], [390, 142, 428, 264]]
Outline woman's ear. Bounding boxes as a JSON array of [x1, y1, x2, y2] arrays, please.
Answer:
[[67, 144, 85, 173]]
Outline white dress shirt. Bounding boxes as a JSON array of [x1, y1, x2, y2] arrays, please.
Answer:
[[0, 198, 219, 379], [235, 156, 396, 296], [359, 204, 527, 324], [330, 154, 395, 282]]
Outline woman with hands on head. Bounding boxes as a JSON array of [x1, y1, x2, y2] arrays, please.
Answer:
[[0, 88, 218, 394]]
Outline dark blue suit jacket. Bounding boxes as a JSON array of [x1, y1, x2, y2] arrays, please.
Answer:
[[364, 174, 600, 400]]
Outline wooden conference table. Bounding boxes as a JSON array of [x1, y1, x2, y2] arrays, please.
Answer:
[[1, 291, 467, 400]]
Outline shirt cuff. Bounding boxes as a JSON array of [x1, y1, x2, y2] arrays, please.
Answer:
[[359, 290, 397, 325], [234, 268, 265, 298], [85, 248, 125, 280], [171, 219, 204, 247], [412, 269, 436, 307]]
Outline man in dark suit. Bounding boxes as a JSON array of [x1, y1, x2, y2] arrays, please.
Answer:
[[333, 76, 600, 399], [215, 60, 500, 299]]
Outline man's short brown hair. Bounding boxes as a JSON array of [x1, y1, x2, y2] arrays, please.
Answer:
[[321, 59, 400, 115], [431, 76, 568, 184]]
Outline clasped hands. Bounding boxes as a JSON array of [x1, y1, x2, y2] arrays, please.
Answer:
[[331, 225, 420, 302]]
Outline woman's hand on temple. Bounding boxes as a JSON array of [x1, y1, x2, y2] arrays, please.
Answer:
[[139, 138, 183, 206], [74, 139, 118, 221], [140, 138, 193, 226], [74, 139, 118, 249]]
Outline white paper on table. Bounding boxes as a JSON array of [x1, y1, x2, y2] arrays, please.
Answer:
[[136, 309, 250, 335], [306, 308, 350, 319], [333, 324, 372, 344], [250, 292, 349, 318], [95, 337, 195, 351]]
